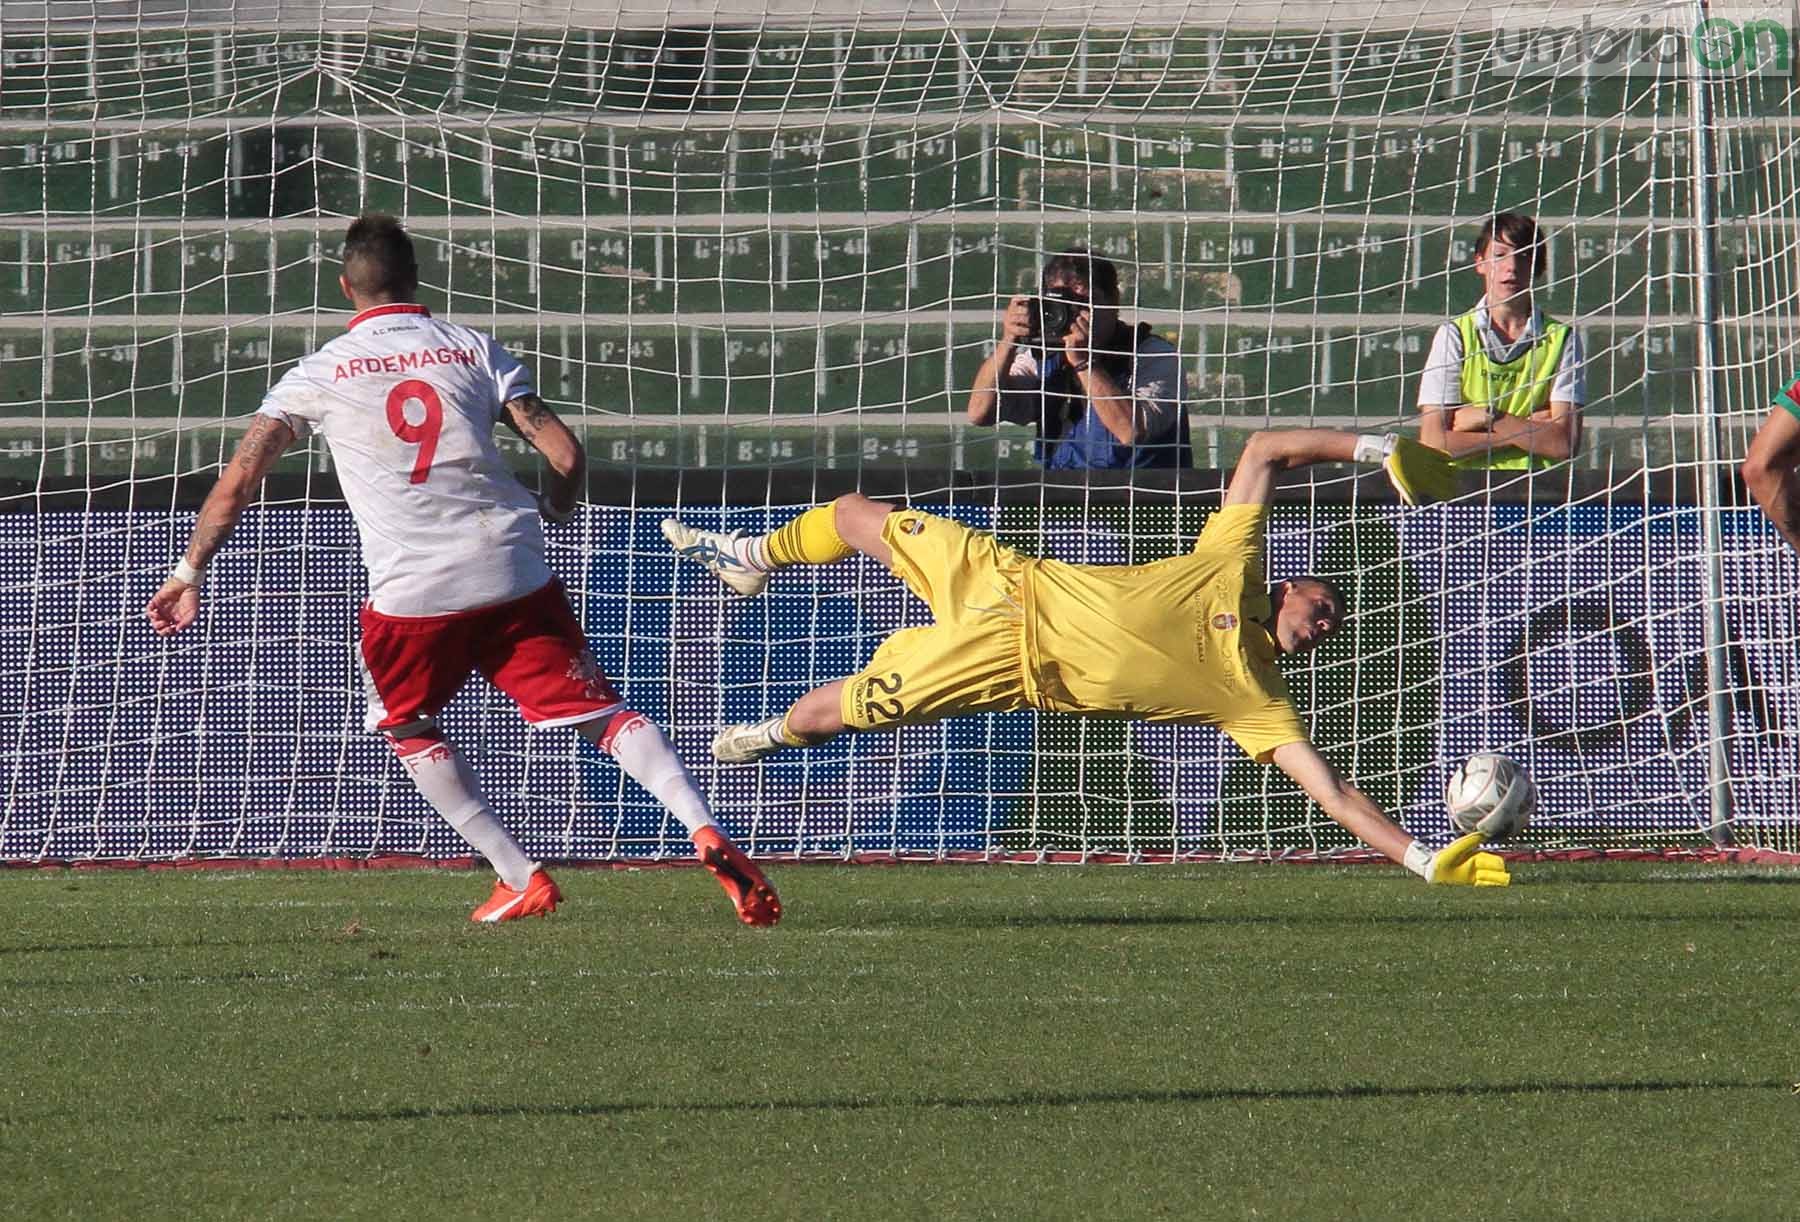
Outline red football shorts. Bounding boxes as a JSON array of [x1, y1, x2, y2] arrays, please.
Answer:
[[358, 579, 621, 733]]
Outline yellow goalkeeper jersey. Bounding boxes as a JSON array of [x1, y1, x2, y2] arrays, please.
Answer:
[[1020, 504, 1307, 762]]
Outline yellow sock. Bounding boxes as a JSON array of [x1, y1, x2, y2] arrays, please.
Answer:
[[766, 505, 853, 567]]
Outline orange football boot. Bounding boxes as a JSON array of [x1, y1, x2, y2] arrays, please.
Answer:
[[470, 868, 562, 923], [692, 827, 782, 927]]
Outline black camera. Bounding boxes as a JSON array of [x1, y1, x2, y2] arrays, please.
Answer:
[[1027, 296, 1084, 344]]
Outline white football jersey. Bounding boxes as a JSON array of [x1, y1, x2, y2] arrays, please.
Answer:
[[256, 303, 552, 617]]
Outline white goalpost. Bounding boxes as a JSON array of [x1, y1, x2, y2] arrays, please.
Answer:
[[3, 0, 1799, 862]]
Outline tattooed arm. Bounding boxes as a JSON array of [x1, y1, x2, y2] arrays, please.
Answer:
[[502, 393, 585, 522], [144, 414, 295, 636]]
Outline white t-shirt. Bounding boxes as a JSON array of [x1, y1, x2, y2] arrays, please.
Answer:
[[1417, 302, 1586, 407], [256, 303, 552, 617]]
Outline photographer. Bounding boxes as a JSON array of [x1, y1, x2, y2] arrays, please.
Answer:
[[967, 249, 1191, 470]]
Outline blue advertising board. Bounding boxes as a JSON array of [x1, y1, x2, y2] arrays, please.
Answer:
[[2, 501, 1793, 861]]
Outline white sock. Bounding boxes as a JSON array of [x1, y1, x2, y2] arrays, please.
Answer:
[[744, 715, 792, 751], [580, 712, 718, 837], [741, 533, 775, 573], [398, 739, 536, 889]]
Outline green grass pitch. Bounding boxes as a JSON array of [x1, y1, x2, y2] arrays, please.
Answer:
[[4, 861, 1794, 1220]]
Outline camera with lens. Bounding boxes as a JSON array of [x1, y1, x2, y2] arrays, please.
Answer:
[[1027, 296, 1084, 346]]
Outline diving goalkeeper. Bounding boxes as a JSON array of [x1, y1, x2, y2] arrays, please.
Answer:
[[664, 428, 1508, 886]]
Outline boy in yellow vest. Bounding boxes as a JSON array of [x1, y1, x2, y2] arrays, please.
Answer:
[[1417, 212, 1584, 469]]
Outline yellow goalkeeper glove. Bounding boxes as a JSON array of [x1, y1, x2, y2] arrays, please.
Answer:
[[1421, 831, 1512, 887], [1355, 433, 1458, 506]]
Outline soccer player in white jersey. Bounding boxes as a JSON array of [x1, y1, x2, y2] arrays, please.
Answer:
[[144, 214, 780, 927]]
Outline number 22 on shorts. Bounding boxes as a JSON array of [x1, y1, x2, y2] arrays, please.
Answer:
[[864, 671, 905, 723], [386, 379, 443, 483]]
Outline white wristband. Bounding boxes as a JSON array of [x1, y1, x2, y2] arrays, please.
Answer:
[[1353, 433, 1396, 466], [171, 558, 206, 588], [1403, 839, 1434, 881]]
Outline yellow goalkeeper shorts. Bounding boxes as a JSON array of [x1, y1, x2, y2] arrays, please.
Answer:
[[840, 510, 1033, 732]]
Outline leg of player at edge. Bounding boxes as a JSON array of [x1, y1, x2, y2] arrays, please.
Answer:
[[1741, 405, 1800, 557]]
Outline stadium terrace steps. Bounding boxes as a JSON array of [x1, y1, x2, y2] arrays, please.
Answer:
[[0, 217, 1708, 317], [0, 120, 1731, 219], [0, 26, 1786, 120], [0, 25, 1777, 479], [2, 317, 1694, 418]]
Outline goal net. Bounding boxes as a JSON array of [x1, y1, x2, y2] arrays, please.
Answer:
[[4, 0, 1798, 862]]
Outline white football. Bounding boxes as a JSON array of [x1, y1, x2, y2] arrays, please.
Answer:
[[1444, 753, 1535, 842]]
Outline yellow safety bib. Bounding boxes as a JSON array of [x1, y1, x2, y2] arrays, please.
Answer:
[[1453, 310, 1571, 470]]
